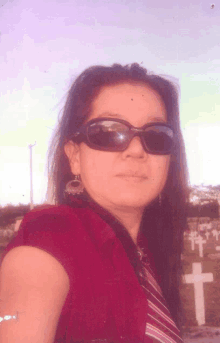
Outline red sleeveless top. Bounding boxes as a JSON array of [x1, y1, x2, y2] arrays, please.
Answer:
[[1, 196, 183, 343]]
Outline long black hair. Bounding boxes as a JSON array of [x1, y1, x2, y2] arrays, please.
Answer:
[[46, 63, 189, 331]]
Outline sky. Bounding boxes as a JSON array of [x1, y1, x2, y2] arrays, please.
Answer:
[[0, 0, 220, 206]]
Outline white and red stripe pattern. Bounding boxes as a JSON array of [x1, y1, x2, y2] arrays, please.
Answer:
[[137, 247, 183, 343]]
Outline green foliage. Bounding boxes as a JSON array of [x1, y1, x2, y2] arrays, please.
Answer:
[[189, 185, 220, 218], [189, 185, 220, 203], [187, 200, 219, 218], [0, 204, 30, 227]]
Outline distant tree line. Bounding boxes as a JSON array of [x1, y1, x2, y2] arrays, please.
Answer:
[[0, 185, 219, 227], [187, 200, 219, 218], [0, 204, 30, 227]]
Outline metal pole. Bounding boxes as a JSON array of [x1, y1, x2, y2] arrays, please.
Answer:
[[29, 142, 36, 210]]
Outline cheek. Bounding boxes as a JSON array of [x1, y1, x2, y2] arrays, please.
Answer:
[[160, 156, 170, 184], [79, 146, 111, 184], [151, 156, 170, 185]]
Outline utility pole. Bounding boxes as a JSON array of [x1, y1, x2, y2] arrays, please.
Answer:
[[29, 142, 36, 210]]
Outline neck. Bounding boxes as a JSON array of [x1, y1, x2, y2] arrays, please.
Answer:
[[77, 191, 144, 244], [106, 207, 144, 245]]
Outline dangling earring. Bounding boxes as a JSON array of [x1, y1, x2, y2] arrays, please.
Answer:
[[65, 175, 84, 195], [159, 193, 162, 207]]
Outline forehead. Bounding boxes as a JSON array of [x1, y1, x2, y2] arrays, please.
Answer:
[[90, 82, 167, 123]]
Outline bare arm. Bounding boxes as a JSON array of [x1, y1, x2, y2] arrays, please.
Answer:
[[0, 246, 70, 343]]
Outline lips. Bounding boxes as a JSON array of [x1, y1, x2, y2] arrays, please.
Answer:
[[116, 173, 147, 179]]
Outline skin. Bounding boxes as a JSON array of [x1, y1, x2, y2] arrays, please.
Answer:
[[65, 82, 170, 244]]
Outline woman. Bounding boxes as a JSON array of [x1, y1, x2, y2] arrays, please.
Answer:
[[0, 63, 188, 343]]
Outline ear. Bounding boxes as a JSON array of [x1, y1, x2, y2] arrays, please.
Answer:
[[64, 141, 81, 175]]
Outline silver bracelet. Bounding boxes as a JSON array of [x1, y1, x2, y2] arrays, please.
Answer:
[[0, 313, 18, 323]]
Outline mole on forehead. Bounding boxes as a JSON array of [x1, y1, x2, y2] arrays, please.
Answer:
[[96, 112, 166, 123]]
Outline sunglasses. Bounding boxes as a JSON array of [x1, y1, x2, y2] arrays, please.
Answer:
[[72, 117, 175, 155]]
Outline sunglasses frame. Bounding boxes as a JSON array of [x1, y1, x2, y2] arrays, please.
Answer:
[[72, 117, 175, 155]]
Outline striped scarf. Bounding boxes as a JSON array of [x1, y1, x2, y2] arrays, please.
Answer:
[[137, 247, 183, 343]]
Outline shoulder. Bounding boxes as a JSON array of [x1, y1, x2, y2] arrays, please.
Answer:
[[20, 204, 85, 233], [1, 245, 70, 289], [20, 203, 102, 237], [1, 204, 89, 272], [0, 245, 69, 342], [23, 203, 78, 222]]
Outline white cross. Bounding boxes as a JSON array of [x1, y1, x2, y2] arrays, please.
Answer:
[[199, 223, 207, 232], [188, 236, 196, 250], [212, 229, 217, 238], [183, 263, 213, 326], [195, 235, 206, 258], [205, 232, 210, 240], [207, 223, 212, 231], [189, 231, 198, 240], [212, 229, 220, 241], [190, 231, 198, 238], [215, 231, 220, 241]]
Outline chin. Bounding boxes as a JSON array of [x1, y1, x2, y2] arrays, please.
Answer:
[[110, 193, 155, 209]]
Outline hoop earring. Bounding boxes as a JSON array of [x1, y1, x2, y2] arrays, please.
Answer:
[[65, 175, 84, 195]]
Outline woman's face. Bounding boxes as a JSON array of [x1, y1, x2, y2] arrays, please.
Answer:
[[65, 83, 170, 213]]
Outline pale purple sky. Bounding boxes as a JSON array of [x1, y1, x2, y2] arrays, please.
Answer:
[[0, 0, 219, 206]]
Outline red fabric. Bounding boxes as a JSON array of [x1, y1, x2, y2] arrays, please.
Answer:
[[1, 198, 149, 343], [1, 196, 182, 342]]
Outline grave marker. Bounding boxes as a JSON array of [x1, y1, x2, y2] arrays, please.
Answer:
[[212, 229, 220, 241], [188, 236, 196, 250], [205, 232, 210, 240], [183, 263, 213, 326], [212, 229, 217, 238], [188, 231, 198, 251], [207, 222, 212, 231], [195, 235, 206, 258], [191, 231, 198, 238]]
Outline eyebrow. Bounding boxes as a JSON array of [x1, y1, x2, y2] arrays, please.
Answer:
[[97, 112, 167, 123]]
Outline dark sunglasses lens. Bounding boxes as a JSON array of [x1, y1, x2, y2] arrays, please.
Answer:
[[88, 121, 129, 149], [87, 121, 174, 154], [144, 126, 174, 153]]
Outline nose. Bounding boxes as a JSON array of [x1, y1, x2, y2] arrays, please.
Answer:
[[121, 136, 147, 158]]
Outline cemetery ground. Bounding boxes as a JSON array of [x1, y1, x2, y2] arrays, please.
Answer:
[[181, 232, 220, 342]]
